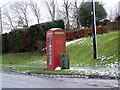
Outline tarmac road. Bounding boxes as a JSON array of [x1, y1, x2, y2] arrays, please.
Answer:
[[1, 72, 118, 88]]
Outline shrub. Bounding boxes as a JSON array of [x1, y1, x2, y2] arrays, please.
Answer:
[[8, 31, 15, 53], [107, 22, 120, 31], [14, 30, 24, 53], [115, 16, 120, 21], [2, 20, 65, 53], [2, 33, 9, 53], [66, 26, 114, 41]]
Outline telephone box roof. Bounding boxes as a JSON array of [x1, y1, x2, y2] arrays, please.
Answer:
[[49, 28, 63, 31]]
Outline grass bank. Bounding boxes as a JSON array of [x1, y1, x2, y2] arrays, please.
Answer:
[[2, 31, 119, 68], [67, 31, 119, 67], [2, 53, 46, 66]]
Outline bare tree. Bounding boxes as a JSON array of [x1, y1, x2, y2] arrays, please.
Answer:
[[63, 0, 71, 30], [10, 1, 29, 26], [55, 0, 72, 30], [71, 0, 80, 29], [29, 0, 41, 24], [43, 0, 57, 21], [11, 4, 24, 27], [71, 0, 84, 29], [108, 10, 114, 21], [56, 8, 64, 20], [105, 2, 120, 22], [55, 0, 85, 30], [108, 7, 118, 21], [2, 7, 15, 30]]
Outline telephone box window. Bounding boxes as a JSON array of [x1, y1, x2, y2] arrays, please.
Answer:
[[48, 38, 52, 65]]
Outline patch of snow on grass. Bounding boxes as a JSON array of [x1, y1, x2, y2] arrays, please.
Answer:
[[99, 56, 106, 61], [66, 38, 86, 46], [98, 55, 118, 68], [69, 67, 118, 77], [55, 66, 61, 70], [105, 62, 119, 68]]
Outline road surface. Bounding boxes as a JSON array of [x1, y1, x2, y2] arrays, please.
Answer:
[[2, 72, 118, 88]]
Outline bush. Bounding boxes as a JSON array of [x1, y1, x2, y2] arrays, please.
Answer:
[[7, 29, 24, 53], [2, 33, 9, 53], [40, 19, 64, 39], [14, 30, 24, 53], [28, 19, 64, 52], [107, 22, 120, 31], [8, 31, 15, 53], [66, 26, 109, 41], [96, 26, 107, 34], [21, 28, 31, 52], [115, 16, 120, 21], [2, 19, 65, 53], [28, 25, 44, 52]]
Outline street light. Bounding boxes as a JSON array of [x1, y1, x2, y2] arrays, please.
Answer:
[[91, 0, 98, 59]]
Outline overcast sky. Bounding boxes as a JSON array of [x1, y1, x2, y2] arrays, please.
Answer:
[[0, 0, 120, 10], [0, 0, 120, 18], [0, 0, 120, 33], [0, 0, 120, 21]]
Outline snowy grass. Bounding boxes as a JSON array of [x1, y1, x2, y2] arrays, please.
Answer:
[[69, 67, 119, 77], [2, 65, 119, 77], [67, 31, 119, 68]]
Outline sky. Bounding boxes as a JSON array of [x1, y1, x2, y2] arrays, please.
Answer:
[[0, 0, 120, 33], [0, 0, 120, 11], [0, 0, 120, 21], [0, 0, 120, 18]]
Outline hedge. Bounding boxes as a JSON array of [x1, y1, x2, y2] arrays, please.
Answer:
[[2, 19, 65, 53], [36, 19, 64, 40], [106, 21, 120, 31], [2, 33, 9, 53], [2, 20, 119, 53], [66, 25, 118, 41]]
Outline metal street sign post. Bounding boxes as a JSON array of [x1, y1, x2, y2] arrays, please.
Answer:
[[91, 0, 98, 59]]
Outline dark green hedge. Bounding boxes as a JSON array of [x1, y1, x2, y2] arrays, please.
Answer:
[[31, 19, 64, 40], [2, 33, 9, 53], [2, 19, 65, 53], [13, 30, 24, 53]]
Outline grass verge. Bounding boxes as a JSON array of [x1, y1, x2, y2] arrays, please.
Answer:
[[2, 31, 119, 68], [67, 31, 119, 67], [2, 65, 119, 78], [2, 52, 46, 66]]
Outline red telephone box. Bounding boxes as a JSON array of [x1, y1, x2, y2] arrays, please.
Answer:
[[46, 28, 66, 70]]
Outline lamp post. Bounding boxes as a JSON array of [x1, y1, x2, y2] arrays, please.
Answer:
[[91, 0, 98, 59]]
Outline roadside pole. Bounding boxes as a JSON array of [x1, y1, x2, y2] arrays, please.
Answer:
[[91, 0, 98, 59]]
